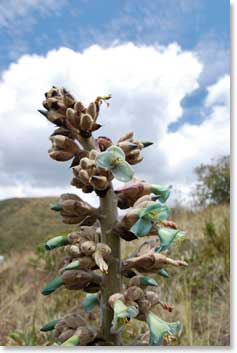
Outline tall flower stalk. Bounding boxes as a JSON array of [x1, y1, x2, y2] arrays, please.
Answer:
[[39, 86, 188, 346]]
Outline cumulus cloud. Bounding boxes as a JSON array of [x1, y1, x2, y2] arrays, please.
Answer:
[[158, 75, 230, 202], [0, 43, 229, 203]]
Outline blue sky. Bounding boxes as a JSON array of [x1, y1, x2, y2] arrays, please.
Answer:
[[0, 0, 230, 131], [0, 0, 230, 201], [0, 1, 229, 68]]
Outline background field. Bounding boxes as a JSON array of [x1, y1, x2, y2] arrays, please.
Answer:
[[0, 198, 230, 346]]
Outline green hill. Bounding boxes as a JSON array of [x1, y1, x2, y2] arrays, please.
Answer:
[[0, 197, 75, 254], [0, 200, 230, 345]]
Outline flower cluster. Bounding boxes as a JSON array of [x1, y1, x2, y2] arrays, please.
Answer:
[[40, 86, 110, 137], [115, 177, 171, 209], [71, 149, 112, 196], [117, 131, 153, 165], [107, 273, 180, 345], [50, 193, 97, 226], [40, 314, 96, 346], [39, 87, 188, 346]]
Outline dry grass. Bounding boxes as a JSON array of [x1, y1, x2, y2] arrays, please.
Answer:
[[0, 203, 230, 346]]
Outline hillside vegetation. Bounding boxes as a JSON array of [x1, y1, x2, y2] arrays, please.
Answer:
[[0, 198, 230, 346], [0, 197, 75, 254]]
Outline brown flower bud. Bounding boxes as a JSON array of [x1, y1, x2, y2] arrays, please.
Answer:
[[144, 291, 160, 306], [87, 102, 99, 120], [63, 314, 86, 329], [80, 113, 94, 132], [115, 178, 151, 209], [63, 93, 76, 108], [69, 245, 80, 257], [93, 243, 111, 273], [49, 135, 79, 161], [58, 329, 75, 343], [74, 101, 86, 114], [71, 177, 84, 188], [78, 169, 90, 184], [96, 136, 112, 151], [108, 293, 125, 308], [73, 327, 96, 346], [80, 157, 96, 170], [124, 286, 144, 301], [62, 269, 101, 290], [117, 131, 134, 143], [137, 298, 151, 314], [90, 175, 109, 190], [122, 251, 188, 274], [48, 150, 74, 161], [89, 149, 99, 160], [80, 241, 96, 256]]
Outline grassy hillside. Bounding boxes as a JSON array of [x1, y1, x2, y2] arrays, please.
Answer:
[[0, 199, 230, 346], [0, 197, 76, 254]]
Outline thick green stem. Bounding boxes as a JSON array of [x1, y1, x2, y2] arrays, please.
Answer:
[[99, 187, 121, 345], [78, 136, 121, 345]]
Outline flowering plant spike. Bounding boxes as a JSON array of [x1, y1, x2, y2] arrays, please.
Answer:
[[38, 86, 188, 346]]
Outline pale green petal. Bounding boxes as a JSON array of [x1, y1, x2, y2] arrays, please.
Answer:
[[147, 312, 181, 346], [156, 228, 186, 253], [139, 203, 170, 221], [130, 218, 152, 237], [151, 184, 172, 203], [96, 151, 115, 169], [112, 161, 134, 182], [111, 300, 138, 334], [107, 145, 125, 159]]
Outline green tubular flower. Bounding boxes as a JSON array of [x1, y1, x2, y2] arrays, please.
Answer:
[[63, 259, 81, 270], [61, 335, 80, 346], [140, 276, 158, 286], [82, 293, 100, 312], [111, 300, 138, 334], [147, 312, 182, 346], [50, 203, 63, 211], [151, 184, 172, 203], [41, 276, 64, 296], [155, 227, 186, 253], [45, 235, 69, 250], [130, 203, 171, 237], [96, 145, 134, 182], [40, 319, 59, 332], [158, 269, 169, 278]]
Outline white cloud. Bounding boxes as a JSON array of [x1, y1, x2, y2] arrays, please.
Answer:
[[205, 75, 230, 107], [158, 75, 230, 197], [0, 43, 229, 204], [0, 0, 66, 28]]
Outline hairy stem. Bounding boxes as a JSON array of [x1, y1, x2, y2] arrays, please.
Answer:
[[79, 136, 121, 344], [99, 187, 121, 345]]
